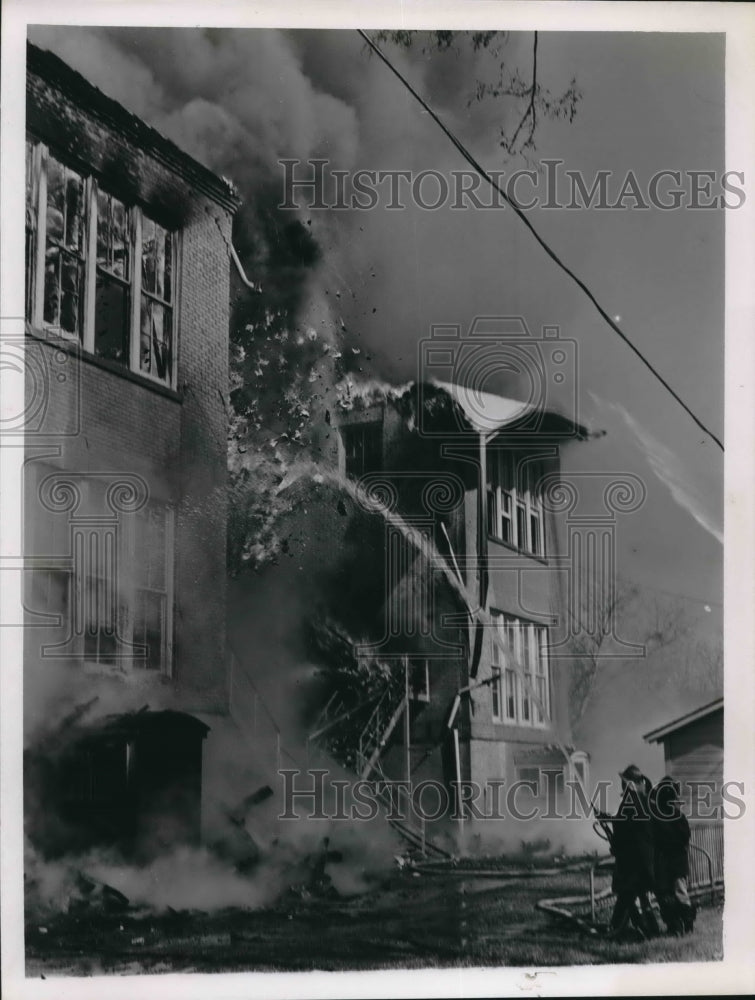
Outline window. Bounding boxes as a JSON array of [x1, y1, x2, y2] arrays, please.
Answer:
[[408, 658, 430, 702], [487, 449, 546, 557], [342, 422, 382, 479], [139, 216, 174, 381], [132, 503, 173, 671], [25, 141, 178, 387], [24, 462, 71, 627], [516, 766, 565, 797], [490, 611, 550, 727], [44, 155, 86, 339], [569, 751, 589, 790], [95, 189, 131, 366], [24, 466, 174, 675]]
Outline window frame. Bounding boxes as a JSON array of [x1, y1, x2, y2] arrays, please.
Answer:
[[490, 611, 551, 728], [24, 463, 175, 676], [487, 448, 547, 558], [25, 139, 179, 390]]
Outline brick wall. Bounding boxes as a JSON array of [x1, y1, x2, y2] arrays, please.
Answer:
[[25, 55, 236, 712]]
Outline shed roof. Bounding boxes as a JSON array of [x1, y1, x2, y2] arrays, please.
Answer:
[[642, 696, 723, 744]]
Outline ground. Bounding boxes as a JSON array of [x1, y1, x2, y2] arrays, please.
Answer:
[[25, 868, 723, 976]]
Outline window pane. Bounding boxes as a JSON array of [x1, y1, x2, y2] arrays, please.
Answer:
[[141, 216, 156, 294], [98, 191, 130, 279], [520, 627, 531, 722], [154, 226, 166, 299], [65, 172, 85, 251], [46, 157, 66, 242], [47, 158, 84, 252], [164, 231, 173, 302], [95, 274, 129, 365], [134, 589, 166, 670], [516, 503, 528, 551], [500, 495, 512, 544], [505, 669, 516, 719], [491, 667, 501, 718], [140, 298, 172, 382], [43, 248, 61, 327], [60, 256, 83, 334], [142, 217, 172, 302]]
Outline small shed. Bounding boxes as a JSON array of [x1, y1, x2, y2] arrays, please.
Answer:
[[643, 696, 723, 809], [643, 696, 723, 884]]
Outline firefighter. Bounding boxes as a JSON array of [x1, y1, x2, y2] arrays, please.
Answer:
[[649, 776, 696, 935], [604, 764, 660, 940]]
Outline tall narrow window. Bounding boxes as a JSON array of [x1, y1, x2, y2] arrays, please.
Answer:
[[140, 217, 174, 384], [132, 503, 172, 672], [487, 449, 546, 557], [491, 611, 550, 727], [43, 155, 85, 339], [95, 190, 131, 366], [491, 666, 502, 720]]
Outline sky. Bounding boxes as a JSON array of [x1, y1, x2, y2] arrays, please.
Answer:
[[26, 25, 724, 690]]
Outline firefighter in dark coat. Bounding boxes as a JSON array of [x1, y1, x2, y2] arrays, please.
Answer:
[[604, 764, 660, 939], [649, 776, 696, 934]]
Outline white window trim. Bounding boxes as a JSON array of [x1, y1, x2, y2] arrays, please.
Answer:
[[487, 449, 546, 558], [26, 140, 179, 391], [491, 611, 551, 728]]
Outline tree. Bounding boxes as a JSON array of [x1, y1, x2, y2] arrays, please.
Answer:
[[564, 583, 694, 729], [373, 30, 581, 159]]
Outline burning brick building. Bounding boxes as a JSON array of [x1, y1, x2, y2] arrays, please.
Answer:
[[23, 42, 241, 856]]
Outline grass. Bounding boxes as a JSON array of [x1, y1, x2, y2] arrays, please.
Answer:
[[25, 869, 723, 975]]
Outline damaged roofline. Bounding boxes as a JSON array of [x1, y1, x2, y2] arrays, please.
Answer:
[[430, 379, 594, 442], [27, 42, 242, 214]]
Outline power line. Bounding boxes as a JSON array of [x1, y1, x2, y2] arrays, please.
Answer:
[[357, 30, 724, 453]]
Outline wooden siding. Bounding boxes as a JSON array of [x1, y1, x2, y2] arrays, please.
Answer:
[[664, 710, 723, 812]]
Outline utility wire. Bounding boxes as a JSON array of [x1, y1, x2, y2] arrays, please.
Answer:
[[357, 29, 724, 453]]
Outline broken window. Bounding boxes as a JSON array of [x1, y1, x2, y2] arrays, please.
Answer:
[[95, 189, 131, 366], [491, 611, 550, 727], [25, 139, 180, 388], [342, 422, 382, 479], [140, 216, 174, 384], [43, 154, 85, 339], [487, 449, 546, 557]]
